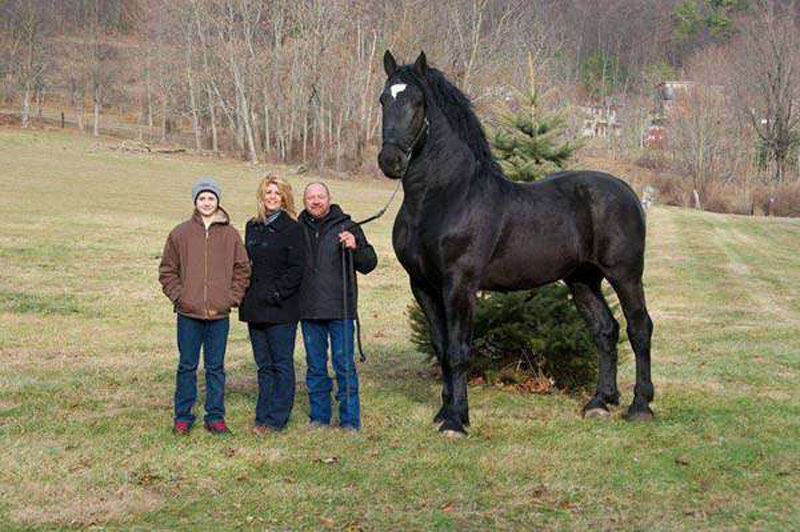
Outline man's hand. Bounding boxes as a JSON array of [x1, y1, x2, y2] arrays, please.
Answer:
[[339, 230, 357, 250]]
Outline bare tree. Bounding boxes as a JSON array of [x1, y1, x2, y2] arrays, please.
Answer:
[[731, 2, 800, 183], [670, 84, 732, 192], [216, 0, 260, 163], [3, 1, 51, 128]]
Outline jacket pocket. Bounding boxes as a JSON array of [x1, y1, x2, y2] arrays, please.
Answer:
[[177, 284, 202, 316], [207, 284, 233, 316], [177, 293, 197, 316]]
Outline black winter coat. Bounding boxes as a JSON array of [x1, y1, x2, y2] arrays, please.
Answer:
[[298, 204, 377, 320], [239, 211, 305, 324]]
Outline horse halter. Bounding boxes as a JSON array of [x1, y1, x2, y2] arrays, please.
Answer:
[[384, 115, 430, 173]]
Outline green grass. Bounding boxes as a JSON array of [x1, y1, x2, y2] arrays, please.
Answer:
[[1, 127, 799, 530]]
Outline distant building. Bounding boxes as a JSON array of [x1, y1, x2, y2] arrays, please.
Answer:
[[644, 81, 724, 148], [653, 81, 698, 118], [643, 125, 667, 149], [579, 103, 621, 138]]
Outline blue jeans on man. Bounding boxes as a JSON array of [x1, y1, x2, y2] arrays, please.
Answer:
[[248, 322, 297, 430], [301, 319, 360, 429], [174, 314, 229, 426]]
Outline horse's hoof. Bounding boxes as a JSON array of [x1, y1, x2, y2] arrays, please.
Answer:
[[439, 418, 467, 437], [623, 408, 655, 422], [583, 407, 611, 419]]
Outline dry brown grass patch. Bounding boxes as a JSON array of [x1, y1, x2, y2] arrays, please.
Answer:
[[9, 483, 161, 528]]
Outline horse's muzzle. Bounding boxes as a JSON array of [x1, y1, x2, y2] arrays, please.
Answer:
[[378, 144, 407, 179]]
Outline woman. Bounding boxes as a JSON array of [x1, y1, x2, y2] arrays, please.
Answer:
[[239, 175, 305, 434]]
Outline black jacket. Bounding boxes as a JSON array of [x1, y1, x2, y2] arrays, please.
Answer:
[[298, 204, 377, 320], [239, 211, 305, 324]]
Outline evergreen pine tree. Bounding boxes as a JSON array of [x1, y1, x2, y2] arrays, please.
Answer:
[[491, 57, 580, 182]]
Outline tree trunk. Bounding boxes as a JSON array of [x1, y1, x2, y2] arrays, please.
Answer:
[[21, 87, 31, 129], [277, 104, 285, 161], [37, 87, 44, 118], [207, 85, 218, 154], [161, 97, 168, 142], [775, 148, 786, 183], [318, 101, 325, 169], [692, 189, 703, 210], [302, 108, 309, 163], [233, 89, 244, 151], [145, 64, 153, 129], [263, 86, 271, 157], [93, 87, 100, 137], [185, 28, 202, 152], [335, 108, 344, 171], [240, 92, 258, 164], [75, 88, 84, 132]]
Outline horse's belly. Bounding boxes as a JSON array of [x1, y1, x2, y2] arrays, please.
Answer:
[[480, 248, 580, 291]]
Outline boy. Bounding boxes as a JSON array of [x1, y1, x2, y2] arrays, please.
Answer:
[[159, 177, 250, 435]]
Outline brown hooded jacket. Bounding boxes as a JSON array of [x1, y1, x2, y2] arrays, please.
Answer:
[[158, 207, 251, 320]]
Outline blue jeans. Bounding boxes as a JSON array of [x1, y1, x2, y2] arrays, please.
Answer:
[[301, 319, 360, 429], [174, 314, 229, 426], [248, 322, 298, 430]]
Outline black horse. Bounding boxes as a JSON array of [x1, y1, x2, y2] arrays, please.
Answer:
[[378, 51, 654, 436]]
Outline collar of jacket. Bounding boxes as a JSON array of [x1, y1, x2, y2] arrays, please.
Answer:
[[248, 210, 293, 232], [300, 204, 349, 232], [192, 206, 230, 227]]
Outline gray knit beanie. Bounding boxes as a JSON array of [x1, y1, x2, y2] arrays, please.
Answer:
[[192, 177, 221, 204]]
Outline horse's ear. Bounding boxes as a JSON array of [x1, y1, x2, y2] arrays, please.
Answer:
[[384, 50, 397, 78], [414, 51, 428, 78]]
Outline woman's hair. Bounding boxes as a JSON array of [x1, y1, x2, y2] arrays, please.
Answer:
[[255, 175, 297, 221]]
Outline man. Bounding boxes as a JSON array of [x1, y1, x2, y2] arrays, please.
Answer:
[[298, 182, 377, 431]]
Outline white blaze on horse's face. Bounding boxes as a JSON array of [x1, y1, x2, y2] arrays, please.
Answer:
[[379, 78, 427, 178], [390, 84, 407, 99]]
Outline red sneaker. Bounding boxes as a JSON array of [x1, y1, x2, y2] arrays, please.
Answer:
[[173, 421, 191, 435], [204, 420, 231, 435]]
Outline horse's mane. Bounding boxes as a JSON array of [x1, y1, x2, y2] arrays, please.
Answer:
[[396, 65, 498, 170]]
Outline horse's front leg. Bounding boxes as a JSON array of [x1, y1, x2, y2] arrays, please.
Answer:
[[410, 279, 451, 425], [439, 275, 477, 436]]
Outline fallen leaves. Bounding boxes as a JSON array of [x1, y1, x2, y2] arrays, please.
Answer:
[[469, 374, 555, 394], [222, 447, 236, 458]]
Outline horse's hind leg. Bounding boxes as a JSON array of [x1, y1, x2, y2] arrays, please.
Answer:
[[567, 275, 621, 417], [611, 276, 655, 421], [410, 280, 454, 426]]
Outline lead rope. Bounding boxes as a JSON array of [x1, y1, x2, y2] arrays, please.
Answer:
[[339, 114, 429, 426], [341, 241, 353, 427]]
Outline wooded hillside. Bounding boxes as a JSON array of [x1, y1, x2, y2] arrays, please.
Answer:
[[2, 1, 800, 213]]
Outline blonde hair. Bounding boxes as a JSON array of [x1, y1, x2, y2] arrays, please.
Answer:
[[256, 175, 297, 221]]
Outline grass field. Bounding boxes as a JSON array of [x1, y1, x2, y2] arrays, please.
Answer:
[[1, 127, 799, 530]]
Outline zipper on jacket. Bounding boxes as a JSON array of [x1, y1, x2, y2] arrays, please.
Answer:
[[204, 227, 209, 318]]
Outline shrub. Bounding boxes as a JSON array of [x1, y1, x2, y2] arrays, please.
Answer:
[[752, 181, 800, 217], [408, 283, 614, 392]]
